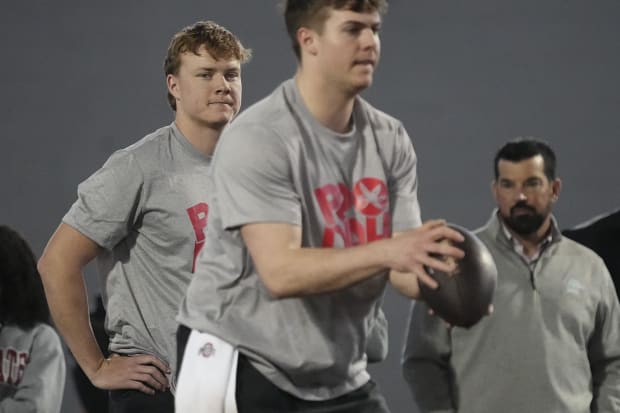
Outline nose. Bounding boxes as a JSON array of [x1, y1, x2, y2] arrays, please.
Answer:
[[360, 27, 379, 50], [215, 74, 231, 94]]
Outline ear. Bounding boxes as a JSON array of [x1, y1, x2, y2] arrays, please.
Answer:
[[167, 73, 180, 101], [551, 178, 562, 203], [297, 26, 318, 57]]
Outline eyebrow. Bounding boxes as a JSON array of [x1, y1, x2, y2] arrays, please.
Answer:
[[341, 19, 381, 28], [195, 66, 240, 72]]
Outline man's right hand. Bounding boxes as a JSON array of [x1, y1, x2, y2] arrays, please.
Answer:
[[388, 220, 465, 298], [90, 354, 170, 394]]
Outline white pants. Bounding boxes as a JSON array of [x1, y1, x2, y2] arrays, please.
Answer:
[[175, 330, 239, 413]]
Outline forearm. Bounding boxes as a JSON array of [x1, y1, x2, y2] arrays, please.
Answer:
[[40, 264, 105, 379], [242, 221, 463, 299], [38, 224, 106, 380], [256, 239, 390, 297]]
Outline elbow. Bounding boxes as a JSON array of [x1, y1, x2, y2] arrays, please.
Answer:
[[37, 250, 67, 289], [37, 254, 53, 283], [261, 276, 295, 299], [257, 269, 298, 299]]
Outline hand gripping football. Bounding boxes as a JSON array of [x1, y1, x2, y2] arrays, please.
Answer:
[[419, 223, 497, 328]]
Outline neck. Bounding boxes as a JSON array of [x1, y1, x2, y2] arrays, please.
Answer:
[[295, 69, 356, 133], [174, 115, 223, 157]]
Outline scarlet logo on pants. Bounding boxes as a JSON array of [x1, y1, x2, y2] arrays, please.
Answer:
[[314, 177, 390, 247], [187, 202, 209, 273]]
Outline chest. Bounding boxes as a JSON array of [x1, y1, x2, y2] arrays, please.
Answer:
[[291, 131, 391, 248]]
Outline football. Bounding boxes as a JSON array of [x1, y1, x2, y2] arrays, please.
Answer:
[[419, 223, 497, 328]]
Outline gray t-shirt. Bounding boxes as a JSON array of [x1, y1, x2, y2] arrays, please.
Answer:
[[178, 79, 421, 400], [64, 123, 211, 385]]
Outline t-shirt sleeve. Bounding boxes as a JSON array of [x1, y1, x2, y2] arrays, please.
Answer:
[[213, 123, 301, 230], [388, 123, 422, 231], [0, 326, 66, 413], [62, 150, 145, 249]]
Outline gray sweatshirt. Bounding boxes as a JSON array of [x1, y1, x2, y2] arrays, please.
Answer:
[[0, 323, 65, 413], [402, 212, 620, 413]]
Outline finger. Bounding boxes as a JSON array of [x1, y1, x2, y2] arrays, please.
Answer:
[[128, 379, 157, 395], [422, 255, 458, 275], [416, 268, 438, 289], [135, 355, 171, 375], [427, 242, 465, 260], [133, 372, 167, 392], [137, 365, 169, 388], [487, 304, 494, 315], [433, 226, 464, 243], [421, 219, 446, 230]]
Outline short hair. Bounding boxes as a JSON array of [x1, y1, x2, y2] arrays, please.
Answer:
[[282, 0, 388, 60], [164, 20, 252, 111], [493, 138, 557, 181], [0, 225, 51, 329]]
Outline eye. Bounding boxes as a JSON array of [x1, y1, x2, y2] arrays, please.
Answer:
[[225, 72, 239, 81], [343, 23, 364, 36], [198, 72, 213, 79], [524, 179, 542, 188]]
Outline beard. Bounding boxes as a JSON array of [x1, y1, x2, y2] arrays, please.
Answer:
[[501, 201, 548, 236]]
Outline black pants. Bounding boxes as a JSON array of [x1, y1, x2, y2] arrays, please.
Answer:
[[176, 325, 390, 413], [177, 323, 192, 381], [236, 354, 390, 413], [108, 388, 174, 413]]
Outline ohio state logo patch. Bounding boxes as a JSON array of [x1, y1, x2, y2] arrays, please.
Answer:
[[198, 342, 215, 358]]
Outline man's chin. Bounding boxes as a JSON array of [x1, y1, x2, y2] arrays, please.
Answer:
[[202, 118, 231, 131], [505, 217, 544, 236], [348, 77, 373, 94]]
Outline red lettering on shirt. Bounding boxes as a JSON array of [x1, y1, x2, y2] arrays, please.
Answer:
[[315, 178, 391, 247], [315, 183, 353, 246], [186, 202, 209, 273]]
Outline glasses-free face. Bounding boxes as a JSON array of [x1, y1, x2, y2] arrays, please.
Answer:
[[305, 8, 382, 93], [167, 45, 242, 131], [492, 155, 561, 236]]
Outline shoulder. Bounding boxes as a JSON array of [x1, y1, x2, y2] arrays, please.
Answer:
[[32, 323, 62, 343], [0, 323, 62, 350], [218, 85, 298, 155], [356, 97, 405, 134], [104, 124, 174, 166], [356, 97, 415, 166], [84, 124, 176, 186], [558, 236, 606, 267]]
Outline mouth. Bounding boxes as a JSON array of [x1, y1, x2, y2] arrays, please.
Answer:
[[353, 59, 375, 68], [511, 205, 535, 216], [208, 101, 234, 107]]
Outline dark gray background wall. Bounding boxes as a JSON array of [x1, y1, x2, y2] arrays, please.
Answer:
[[1, 1, 619, 412]]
